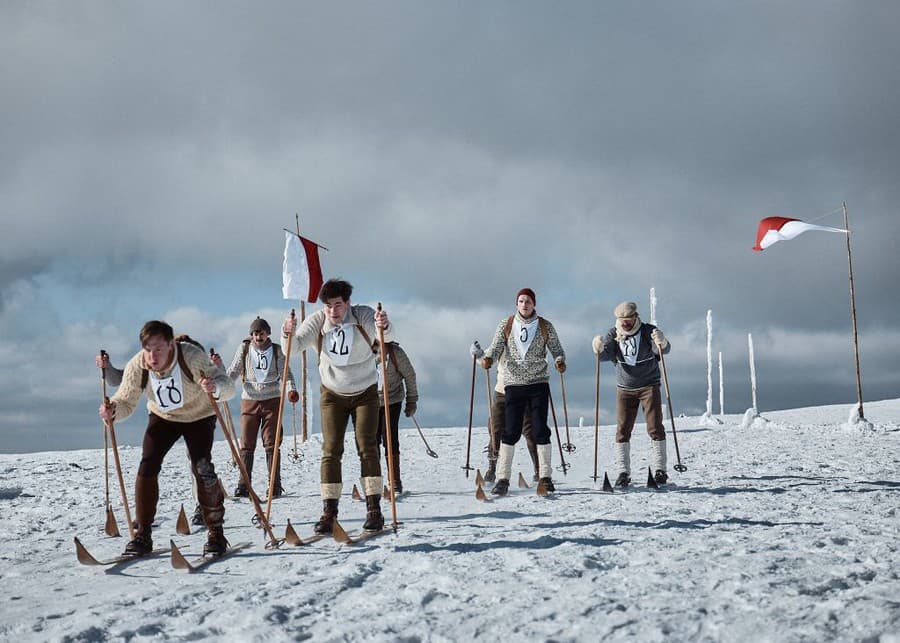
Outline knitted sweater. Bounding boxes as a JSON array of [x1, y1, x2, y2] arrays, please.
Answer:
[[110, 342, 235, 423], [598, 322, 670, 389], [484, 312, 565, 387], [226, 340, 296, 401], [377, 343, 419, 407], [287, 305, 394, 396]]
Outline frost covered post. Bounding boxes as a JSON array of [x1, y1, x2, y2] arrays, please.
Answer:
[[748, 333, 758, 412], [700, 310, 722, 426], [718, 351, 724, 417], [649, 287, 657, 325]]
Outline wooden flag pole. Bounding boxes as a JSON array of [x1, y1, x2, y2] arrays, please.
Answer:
[[296, 214, 309, 445], [843, 202, 865, 420]]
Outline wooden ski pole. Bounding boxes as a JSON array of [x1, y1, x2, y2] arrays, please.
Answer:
[[376, 303, 399, 530], [99, 350, 120, 537], [205, 389, 282, 548], [658, 351, 687, 472], [484, 367, 496, 464], [547, 390, 569, 475], [559, 370, 575, 452], [101, 406, 134, 540], [265, 309, 295, 523], [462, 351, 477, 477], [410, 414, 438, 458]]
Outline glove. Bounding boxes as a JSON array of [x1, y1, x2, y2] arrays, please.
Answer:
[[470, 341, 484, 359], [481, 356, 493, 370], [591, 335, 605, 355], [404, 400, 417, 417], [651, 328, 668, 349], [555, 357, 566, 373], [288, 390, 300, 404]]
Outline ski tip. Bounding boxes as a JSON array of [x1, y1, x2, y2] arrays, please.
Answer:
[[332, 518, 352, 544], [602, 472, 614, 493], [351, 484, 362, 501], [284, 519, 303, 546], [475, 468, 484, 487], [175, 504, 191, 536], [517, 472, 530, 489], [475, 484, 487, 502], [74, 537, 101, 565]]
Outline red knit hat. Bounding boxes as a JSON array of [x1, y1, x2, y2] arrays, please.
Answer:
[[516, 288, 536, 305]]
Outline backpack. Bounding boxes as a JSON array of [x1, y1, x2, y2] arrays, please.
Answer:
[[239, 339, 281, 382], [140, 340, 197, 389]]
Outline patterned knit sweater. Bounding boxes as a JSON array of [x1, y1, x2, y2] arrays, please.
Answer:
[[110, 342, 235, 423], [287, 305, 394, 396], [484, 312, 565, 387], [226, 340, 296, 401]]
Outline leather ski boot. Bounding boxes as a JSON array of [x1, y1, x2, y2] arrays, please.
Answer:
[[363, 494, 385, 532], [191, 503, 204, 526], [654, 470, 669, 485], [123, 526, 153, 556], [491, 479, 510, 496], [234, 450, 253, 498], [204, 526, 228, 557], [388, 453, 402, 495], [614, 472, 631, 488], [314, 499, 339, 534], [265, 448, 284, 498], [484, 458, 497, 483]]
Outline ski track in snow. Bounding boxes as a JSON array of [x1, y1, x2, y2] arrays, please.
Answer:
[[1, 400, 899, 642]]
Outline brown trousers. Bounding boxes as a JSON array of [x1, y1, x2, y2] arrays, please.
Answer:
[[239, 397, 283, 453], [135, 413, 224, 531], [489, 391, 538, 470], [615, 385, 666, 442], [320, 384, 381, 483]]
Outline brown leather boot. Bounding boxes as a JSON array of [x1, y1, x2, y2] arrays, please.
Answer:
[[387, 452, 402, 494], [363, 494, 385, 532], [195, 458, 225, 531], [234, 449, 253, 497], [526, 437, 540, 482], [314, 499, 339, 534], [124, 475, 158, 556], [265, 448, 283, 498]]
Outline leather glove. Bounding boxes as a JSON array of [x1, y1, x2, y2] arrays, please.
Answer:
[[481, 357, 493, 370], [651, 328, 668, 349], [470, 341, 484, 359], [288, 390, 300, 404], [591, 335, 605, 355], [555, 357, 566, 373], [404, 400, 417, 417]]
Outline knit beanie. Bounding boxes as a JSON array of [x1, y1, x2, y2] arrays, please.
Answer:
[[249, 316, 271, 334], [516, 288, 536, 305]]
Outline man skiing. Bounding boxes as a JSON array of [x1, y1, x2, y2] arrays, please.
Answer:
[[377, 340, 418, 495], [225, 317, 298, 499], [592, 301, 671, 487], [98, 320, 235, 557], [282, 278, 392, 533], [479, 287, 566, 495], [469, 341, 540, 483]]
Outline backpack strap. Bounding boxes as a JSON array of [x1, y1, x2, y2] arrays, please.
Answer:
[[141, 342, 195, 389], [503, 315, 514, 340], [240, 339, 251, 382], [386, 342, 398, 371], [504, 315, 549, 343]]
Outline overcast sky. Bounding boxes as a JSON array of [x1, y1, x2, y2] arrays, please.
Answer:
[[3, 2, 898, 453]]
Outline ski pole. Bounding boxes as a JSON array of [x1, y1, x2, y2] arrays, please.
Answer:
[[462, 350, 477, 477], [203, 387, 282, 548], [592, 353, 600, 482], [289, 399, 300, 462], [99, 350, 120, 537], [102, 409, 134, 540], [410, 414, 438, 458], [265, 309, 295, 523], [547, 390, 570, 475], [376, 303, 400, 531], [484, 367, 497, 464], [559, 370, 575, 452], [658, 351, 687, 472]]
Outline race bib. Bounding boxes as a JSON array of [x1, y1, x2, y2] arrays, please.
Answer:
[[251, 345, 274, 382], [149, 362, 185, 411], [619, 333, 640, 367], [513, 318, 538, 360], [325, 324, 354, 367]]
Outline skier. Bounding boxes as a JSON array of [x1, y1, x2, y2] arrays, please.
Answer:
[[479, 288, 566, 495], [377, 340, 418, 494], [282, 278, 392, 533], [225, 317, 298, 499], [469, 341, 540, 483], [592, 301, 671, 487], [98, 320, 235, 557]]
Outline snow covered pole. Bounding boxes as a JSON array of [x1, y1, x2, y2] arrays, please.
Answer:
[[718, 351, 725, 417], [748, 333, 758, 412], [649, 287, 657, 326], [706, 310, 713, 418]]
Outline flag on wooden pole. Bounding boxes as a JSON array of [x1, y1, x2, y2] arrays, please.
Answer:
[[282, 231, 324, 303], [752, 216, 846, 251]]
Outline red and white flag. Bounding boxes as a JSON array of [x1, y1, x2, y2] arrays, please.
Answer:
[[752, 216, 847, 252], [282, 231, 324, 302]]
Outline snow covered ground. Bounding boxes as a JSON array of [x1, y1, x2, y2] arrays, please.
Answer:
[[1, 399, 899, 642]]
